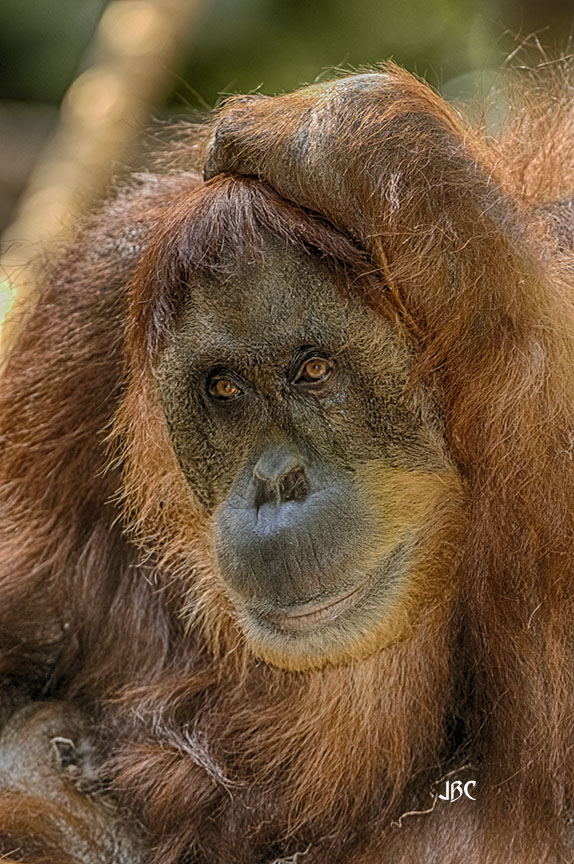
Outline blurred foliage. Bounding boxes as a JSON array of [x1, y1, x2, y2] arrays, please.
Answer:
[[0, 0, 106, 103], [178, 0, 491, 106], [0, 0, 571, 240], [0, 0, 570, 327], [1, 0, 571, 110]]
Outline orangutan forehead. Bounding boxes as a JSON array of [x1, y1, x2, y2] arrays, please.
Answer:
[[174, 236, 376, 351]]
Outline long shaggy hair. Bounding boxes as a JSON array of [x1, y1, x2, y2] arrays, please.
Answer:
[[1, 61, 574, 863]]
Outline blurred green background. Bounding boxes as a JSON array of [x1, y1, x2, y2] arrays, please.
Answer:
[[0, 0, 571, 235]]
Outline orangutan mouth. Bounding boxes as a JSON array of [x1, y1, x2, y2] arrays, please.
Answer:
[[263, 583, 364, 633]]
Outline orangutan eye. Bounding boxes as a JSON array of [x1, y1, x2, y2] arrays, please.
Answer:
[[207, 376, 243, 400], [294, 356, 333, 385]]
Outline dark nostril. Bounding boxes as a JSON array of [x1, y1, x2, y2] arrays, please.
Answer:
[[279, 465, 309, 502], [253, 452, 309, 505]]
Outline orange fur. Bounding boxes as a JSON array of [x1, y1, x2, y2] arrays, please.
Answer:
[[1, 60, 574, 862]]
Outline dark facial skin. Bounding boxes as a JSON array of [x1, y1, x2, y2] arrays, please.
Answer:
[[156, 236, 453, 667]]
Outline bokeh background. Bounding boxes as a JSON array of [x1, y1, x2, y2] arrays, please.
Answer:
[[0, 0, 571, 327]]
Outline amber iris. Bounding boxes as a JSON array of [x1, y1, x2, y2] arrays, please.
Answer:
[[297, 357, 332, 383], [209, 377, 242, 399]]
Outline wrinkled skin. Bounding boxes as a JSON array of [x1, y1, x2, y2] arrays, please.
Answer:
[[156, 235, 455, 670], [1, 62, 574, 864]]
